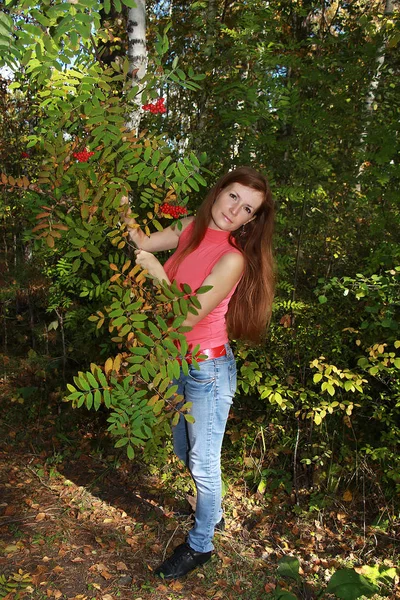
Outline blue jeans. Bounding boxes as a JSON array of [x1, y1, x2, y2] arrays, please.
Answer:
[[173, 343, 237, 553]]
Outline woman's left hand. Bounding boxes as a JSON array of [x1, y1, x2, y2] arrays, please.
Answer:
[[134, 249, 170, 283]]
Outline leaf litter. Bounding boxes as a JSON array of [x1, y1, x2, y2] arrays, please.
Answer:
[[0, 406, 399, 599]]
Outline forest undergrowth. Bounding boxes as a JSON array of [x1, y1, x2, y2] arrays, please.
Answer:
[[0, 377, 399, 600]]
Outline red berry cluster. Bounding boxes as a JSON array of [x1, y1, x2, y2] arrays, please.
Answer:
[[73, 149, 95, 163], [21, 151, 29, 158], [142, 97, 166, 114], [160, 203, 188, 218]]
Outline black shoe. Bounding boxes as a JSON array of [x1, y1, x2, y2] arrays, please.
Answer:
[[154, 542, 212, 580], [215, 517, 225, 532]]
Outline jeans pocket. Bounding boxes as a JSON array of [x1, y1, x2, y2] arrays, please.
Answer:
[[188, 361, 216, 384], [229, 361, 237, 396]]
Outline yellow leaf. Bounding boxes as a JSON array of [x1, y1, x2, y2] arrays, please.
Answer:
[[113, 354, 121, 373], [105, 358, 113, 375], [314, 413, 322, 425], [342, 490, 352, 502]]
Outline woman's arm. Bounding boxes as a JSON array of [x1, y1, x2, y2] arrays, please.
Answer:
[[183, 252, 245, 328], [134, 249, 244, 321], [120, 196, 193, 252], [134, 249, 171, 285]]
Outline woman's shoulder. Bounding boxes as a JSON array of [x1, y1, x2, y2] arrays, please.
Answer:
[[214, 249, 245, 272]]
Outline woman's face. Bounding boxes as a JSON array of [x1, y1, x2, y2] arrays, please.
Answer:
[[209, 183, 264, 232]]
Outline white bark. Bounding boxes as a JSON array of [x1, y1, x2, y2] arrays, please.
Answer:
[[360, 0, 394, 141], [126, 0, 147, 132]]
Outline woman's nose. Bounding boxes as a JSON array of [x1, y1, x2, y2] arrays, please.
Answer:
[[230, 204, 240, 216]]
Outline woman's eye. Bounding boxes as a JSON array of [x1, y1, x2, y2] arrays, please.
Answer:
[[230, 193, 236, 199], [245, 207, 251, 214]]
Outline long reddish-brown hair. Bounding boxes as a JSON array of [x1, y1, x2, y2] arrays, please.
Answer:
[[168, 167, 275, 343]]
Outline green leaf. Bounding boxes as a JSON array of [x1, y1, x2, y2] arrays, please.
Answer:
[[77, 374, 90, 391], [277, 556, 301, 582], [94, 389, 102, 411], [136, 332, 155, 347], [104, 389, 111, 408], [326, 569, 378, 600], [196, 285, 213, 294], [130, 346, 149, 356], [86, 371, 99, 389], [184, 413, 195, 423], [147, 321, 162, 339], [115, 437, 129, 448], [165, 384, 178, 399], [159, 377, 171, 394], [85, 392, 93, 410], [172, 359, 181, 380]]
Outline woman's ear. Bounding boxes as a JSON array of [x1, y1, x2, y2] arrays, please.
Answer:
[[246, 215, 256, 224]]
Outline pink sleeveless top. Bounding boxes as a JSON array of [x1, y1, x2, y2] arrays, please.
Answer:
[[164, 221, 242, 349]]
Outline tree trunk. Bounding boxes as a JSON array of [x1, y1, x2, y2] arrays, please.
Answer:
[[126, 0, 148, 133], [357, 0, 394, 181]]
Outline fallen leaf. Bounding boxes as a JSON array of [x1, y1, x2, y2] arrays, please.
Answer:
[[116, 562, 128, 571], [54, 591, 62, 599], [36, 512, 46, 521], [4, 545, 20, 554], [220, 555, 233, 567], [126, 537, 140, 547], [4, 505, 16, 516], [52, 566, 64, 574], [265, 583, 276, 593], [343, 490, 353, 502], [91, 583, 101, 590], [169, 580, 183, 591]]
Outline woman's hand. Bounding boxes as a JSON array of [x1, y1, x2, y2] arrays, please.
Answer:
[[134, 249, 171, 284]]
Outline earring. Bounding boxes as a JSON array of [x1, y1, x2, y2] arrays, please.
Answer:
[[240, 223, 247, 237]]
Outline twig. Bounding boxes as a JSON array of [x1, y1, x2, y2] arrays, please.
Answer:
[[26, 464, 54, 491], [162, 524, 181, 561]]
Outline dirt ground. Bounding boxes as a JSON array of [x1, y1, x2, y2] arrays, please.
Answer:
[[0, 403, 399, 600]]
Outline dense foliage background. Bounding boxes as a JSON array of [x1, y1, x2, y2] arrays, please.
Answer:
[[1, 0, 399, 518]]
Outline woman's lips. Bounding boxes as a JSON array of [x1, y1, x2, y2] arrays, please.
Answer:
[[222, 213, 232, 223]]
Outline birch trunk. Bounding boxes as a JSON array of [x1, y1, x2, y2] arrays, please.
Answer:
[[358, 0, 394, 178], [126, 0, 147, 133]]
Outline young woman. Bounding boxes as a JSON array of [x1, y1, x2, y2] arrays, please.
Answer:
[[120, 166, 275, 579]]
